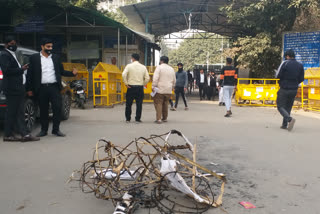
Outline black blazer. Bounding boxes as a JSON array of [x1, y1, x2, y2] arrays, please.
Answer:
[[196, 73, 207, 86], [0, 49, 25, 95], [208, 76, 216, 87], [26, 53, 74, 95]]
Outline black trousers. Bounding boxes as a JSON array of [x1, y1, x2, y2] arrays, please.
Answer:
[[207, 86, 216, 100], [199, 83, 205, 99], [4, 93, 28, 137], [125, 86, 144, 121], [38, 84, 62, 133], [277, 88, 297, 126], [174, 86, 188, 108]]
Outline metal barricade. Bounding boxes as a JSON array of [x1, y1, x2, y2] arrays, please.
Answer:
[[122, 73, 154, 103], [62, 63, 89, 98], [235, 78, 279, 107], [92, 63, 123, 107], [304, 78, 320, 112]]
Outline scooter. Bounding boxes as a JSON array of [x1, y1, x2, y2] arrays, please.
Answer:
[[70, 79, 86, 109]]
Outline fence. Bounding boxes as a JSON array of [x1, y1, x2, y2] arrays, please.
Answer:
[[92, 63, 123, 107], [235, 78, 280, 107], [303, 78, 320, 112], [62, 63, 89, 98]]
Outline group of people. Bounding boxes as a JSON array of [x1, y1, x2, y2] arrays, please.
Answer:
[[122, 53, 239, 122], [122, 54, 178, 124], [0, 36, 77, 142]]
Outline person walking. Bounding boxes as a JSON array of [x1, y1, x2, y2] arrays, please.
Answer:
[[276, 49, 304, 131], [219, 57, 238, 117], [216, 74, 224, 106], [172, 63, 188, 111], [196, 69, 207, 100], [152, 56, 176, 124], [0, 36, 39, 142], [187, 70, 194, 94], [122, 53, 150, 123], [207, 71, 217, 100], [26, 38, 77, 137]]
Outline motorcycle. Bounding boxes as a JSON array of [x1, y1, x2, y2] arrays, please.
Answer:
[[70, 79, 86, 109]]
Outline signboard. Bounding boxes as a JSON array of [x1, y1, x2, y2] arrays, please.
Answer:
[[283, 31, 320, 70], [15, 16, 44, 32]]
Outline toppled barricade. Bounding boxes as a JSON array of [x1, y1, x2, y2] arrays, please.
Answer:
[[69, 130, 226, 213]]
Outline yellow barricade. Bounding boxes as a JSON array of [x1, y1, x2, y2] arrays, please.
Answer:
[[62, 63, 89, 98], [122, 73, 154, 103], [235, 78, 280, 106], [305, 67, 320, 78], [304, 78, 320, 112], [92, 63, 123, 107]]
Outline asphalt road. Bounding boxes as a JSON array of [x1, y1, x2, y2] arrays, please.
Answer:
[[1, 98, 320, 214]]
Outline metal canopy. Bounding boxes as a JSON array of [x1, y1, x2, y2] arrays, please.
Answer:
[[120, 0, 244, 38]]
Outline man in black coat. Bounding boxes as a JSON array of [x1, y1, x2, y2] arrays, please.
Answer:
[[276, 49, 304, 131], [206, 71, 217, 100], [196, 69, 207, 100], [26, 38, 77, 137], [0, 36, 39, 142]]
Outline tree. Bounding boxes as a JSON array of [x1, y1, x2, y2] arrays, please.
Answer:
[[222, 0, 320, 77], [168, 34, 229, 71]]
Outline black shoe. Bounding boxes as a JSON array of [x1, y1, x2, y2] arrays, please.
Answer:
[[224, 111, 232, 117], [280, 125, 287, 130], [21, 135, 40, 142], [36, 131, 48, 137], [219, 102, 222, 106], [3, 136, 21, 142], [135, 120, 142, 123], [52, 130, 66, 137]]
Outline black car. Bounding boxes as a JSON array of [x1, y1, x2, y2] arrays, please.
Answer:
[[0, 45, 72, 131]]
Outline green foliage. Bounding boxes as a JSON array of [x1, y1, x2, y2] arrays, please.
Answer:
[[222, 0, 320, 78], [102, 8, 129, 26], [232, 33, 281, 78], [168, 34, 229, 70]]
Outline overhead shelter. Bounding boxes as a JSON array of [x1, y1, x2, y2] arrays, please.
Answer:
[[0, 1, 157, 67], [120, 0, 246, 39]]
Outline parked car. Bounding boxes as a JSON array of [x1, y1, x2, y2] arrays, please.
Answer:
[[0, 44, 72, 131]]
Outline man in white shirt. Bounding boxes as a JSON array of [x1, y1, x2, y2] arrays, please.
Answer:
[[0, 36, 39, 142], [122, 53, 150, 123], [152, 56, 176, 124], [27, 38, 77, 137]]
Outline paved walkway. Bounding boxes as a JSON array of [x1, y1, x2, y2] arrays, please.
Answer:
[[0, 98, 320, 214]]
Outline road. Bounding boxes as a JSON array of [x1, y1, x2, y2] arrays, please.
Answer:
[[1, 99, 320, 214]]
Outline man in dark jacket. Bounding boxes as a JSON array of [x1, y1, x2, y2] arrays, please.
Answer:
[[172, 63, 188, 110], [196, 69, 207, 100], [276, 49, 304, 131], [206, 71, 217, 100], [0, 36, 39, 142], [220, 58, 238, 117], [26, 38, 77, 137]]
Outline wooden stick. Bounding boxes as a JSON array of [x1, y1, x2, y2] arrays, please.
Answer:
[[192, 144, 197, 192]]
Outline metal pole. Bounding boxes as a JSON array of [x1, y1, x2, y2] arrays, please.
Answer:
[[144, 13, 149, 66], [125, 35, 128, 65], [118, 28, 120, 68]]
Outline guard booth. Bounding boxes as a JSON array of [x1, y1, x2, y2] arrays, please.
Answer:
[[92, 63, 123, 107], [235, 78, 279, 106], [62, 63, 89, 98]]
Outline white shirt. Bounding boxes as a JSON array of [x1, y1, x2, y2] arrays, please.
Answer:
[[6, 48, 26, 85], [200, 73, 205, 83], [40, 52, 57, 84], [207, 76, 211, 86]]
